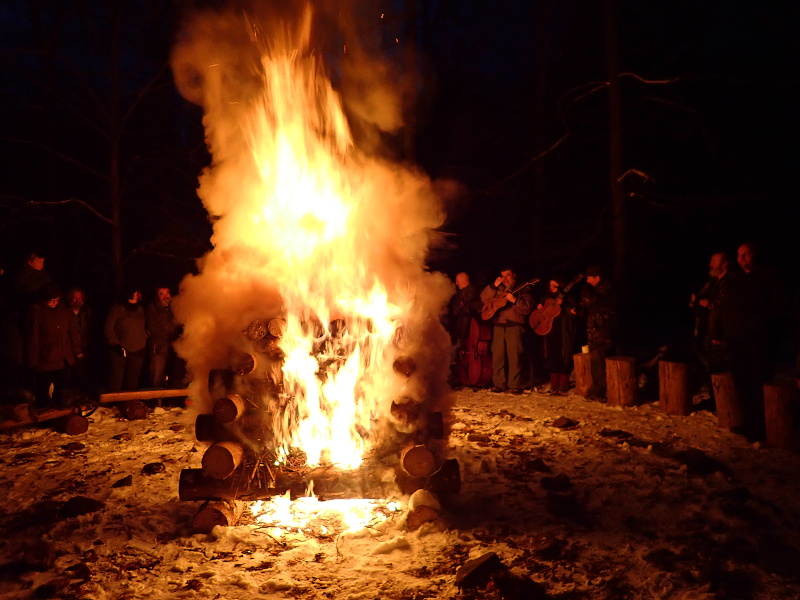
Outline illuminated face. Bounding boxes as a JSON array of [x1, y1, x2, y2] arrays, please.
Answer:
[[586, 275, 600, 287], [28, 256, 45, 271], [69, 291, 85, 310], [709, 255, 724, 278], [549, 280, 560, 293], [46, 297, 59, 308], [737, 245, 754, 273], [156, 287, 172, 307], [455, 272, 469, 290], [500, 269, 516, 289]]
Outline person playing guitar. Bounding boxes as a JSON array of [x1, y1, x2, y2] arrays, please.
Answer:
[[534, 277, 579, 395], [479, 267, 534, 394]]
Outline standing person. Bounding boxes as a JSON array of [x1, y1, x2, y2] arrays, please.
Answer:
[[447, 272, 484, 387], [13, 251, 53, 310], [65, 287, 93, 393], [535, 278, 578, 395], [26, 283, 82, 408], [578, 266, 616, 398], [694, 252, 730, 373], [145, 286, 179, 388], [480, 267, 534, 394], [712, 243, 785, 441], [104, 286, 147, 392]]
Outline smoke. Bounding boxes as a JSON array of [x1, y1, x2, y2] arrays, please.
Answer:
[[169, 1, 454, 463]]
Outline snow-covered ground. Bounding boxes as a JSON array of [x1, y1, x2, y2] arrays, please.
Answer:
[[1, 388, 800, 600]]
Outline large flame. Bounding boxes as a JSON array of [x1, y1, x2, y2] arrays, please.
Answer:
[[173, 7, 453, 472]]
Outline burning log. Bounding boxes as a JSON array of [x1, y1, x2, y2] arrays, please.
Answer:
[[192, 500, 246, 533], [212, 394, 247, 424], [391, 397, 420, 428], [711, 372, 743, 430], [659, 360, 690, 415], [202, 441, 246, 479], [179, 463, 390, 502], [244, 320, 268, 341], [231, 352, 257, 376], [392, 356, 416, 378], [267, 318, 286, 338], [401, 445, 436, 477], [195, 414, 238, 442]]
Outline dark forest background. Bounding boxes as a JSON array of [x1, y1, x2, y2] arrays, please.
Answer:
[[1, 0, 798, 360]]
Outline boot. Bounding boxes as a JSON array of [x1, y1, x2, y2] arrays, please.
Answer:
[[549, 372, 559, 394], [559, 373, 571, 394]]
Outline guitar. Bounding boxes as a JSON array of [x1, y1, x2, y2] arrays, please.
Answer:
[[529, 273, 584, 335], [480, 279, 540, 321]]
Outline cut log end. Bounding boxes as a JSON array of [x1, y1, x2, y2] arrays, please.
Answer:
[[192, 500, 246, 533], [402, 445, 436, 477], [201, 441, 245, 480]]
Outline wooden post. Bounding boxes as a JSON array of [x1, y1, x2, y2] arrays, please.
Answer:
[[763, 382, 798, 451], [192, 500, 246, 533], [659, 360, 690, 416], [55, 413, 89, 436], [573, 352, 594, 396], [122, 400, 148, 421], [711, 372, 743, 430], [202, 441, 245, 479], [606, 356, 637, 407]]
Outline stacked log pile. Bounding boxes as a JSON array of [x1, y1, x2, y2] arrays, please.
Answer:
[[181, 317, 458, 531]]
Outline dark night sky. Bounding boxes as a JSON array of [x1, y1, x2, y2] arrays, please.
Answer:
[[1, 0, 798, 357]]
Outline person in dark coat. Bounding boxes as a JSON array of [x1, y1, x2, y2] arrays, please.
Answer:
[[578, 266, 616, 398], [145, 286, 180, 388], [26, 283, 81, 408], [104, 286, 147, 392], [65, 287, 93, 393], [536, 278, 578, 395]]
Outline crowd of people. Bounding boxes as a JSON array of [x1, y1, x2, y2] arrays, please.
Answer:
[[447, 242, 798, 443], [0, 251, 184, 411]]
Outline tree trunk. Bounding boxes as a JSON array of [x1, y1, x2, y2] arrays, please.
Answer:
[[606, 356, 637, 407], [659, 360, 690, 416]]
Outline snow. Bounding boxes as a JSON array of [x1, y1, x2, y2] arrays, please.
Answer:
[[2, 389, 800, 599]]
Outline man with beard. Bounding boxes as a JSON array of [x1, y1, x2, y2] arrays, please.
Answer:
[[480, 267, 534, 394]]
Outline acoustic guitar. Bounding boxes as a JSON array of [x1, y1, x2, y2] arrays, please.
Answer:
[[529, 273, 584, 335], [480, 279, 539, 321]]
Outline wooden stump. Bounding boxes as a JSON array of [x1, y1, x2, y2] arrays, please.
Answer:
[[573, 353, 593, 396], [659, 360, 690, 416], [711, 372, 743, 430], [195, 414, 237, 442], [202, 441, 245, 479], [606, 356, 638, 407], [192, 500, 246, 533], [764, 382, 798, 451]]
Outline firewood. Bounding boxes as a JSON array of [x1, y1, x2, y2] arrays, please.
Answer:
[[764, 382, 798, 451], [195, 414, 237, 442], [122, 400, 148, 421], [192, 500, 246, 533], [55, 413, 89, 436], [711, 372, 743, 430], [212, 394, 246, 424], [405, 505, 438, 531], [401, 445, 436, 477], [99, 388, 189, 404], [606, 356, 638, 407], [392, 356, 416, 377], [658, 360, 690, 415], [202, 441, 245, 479]]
